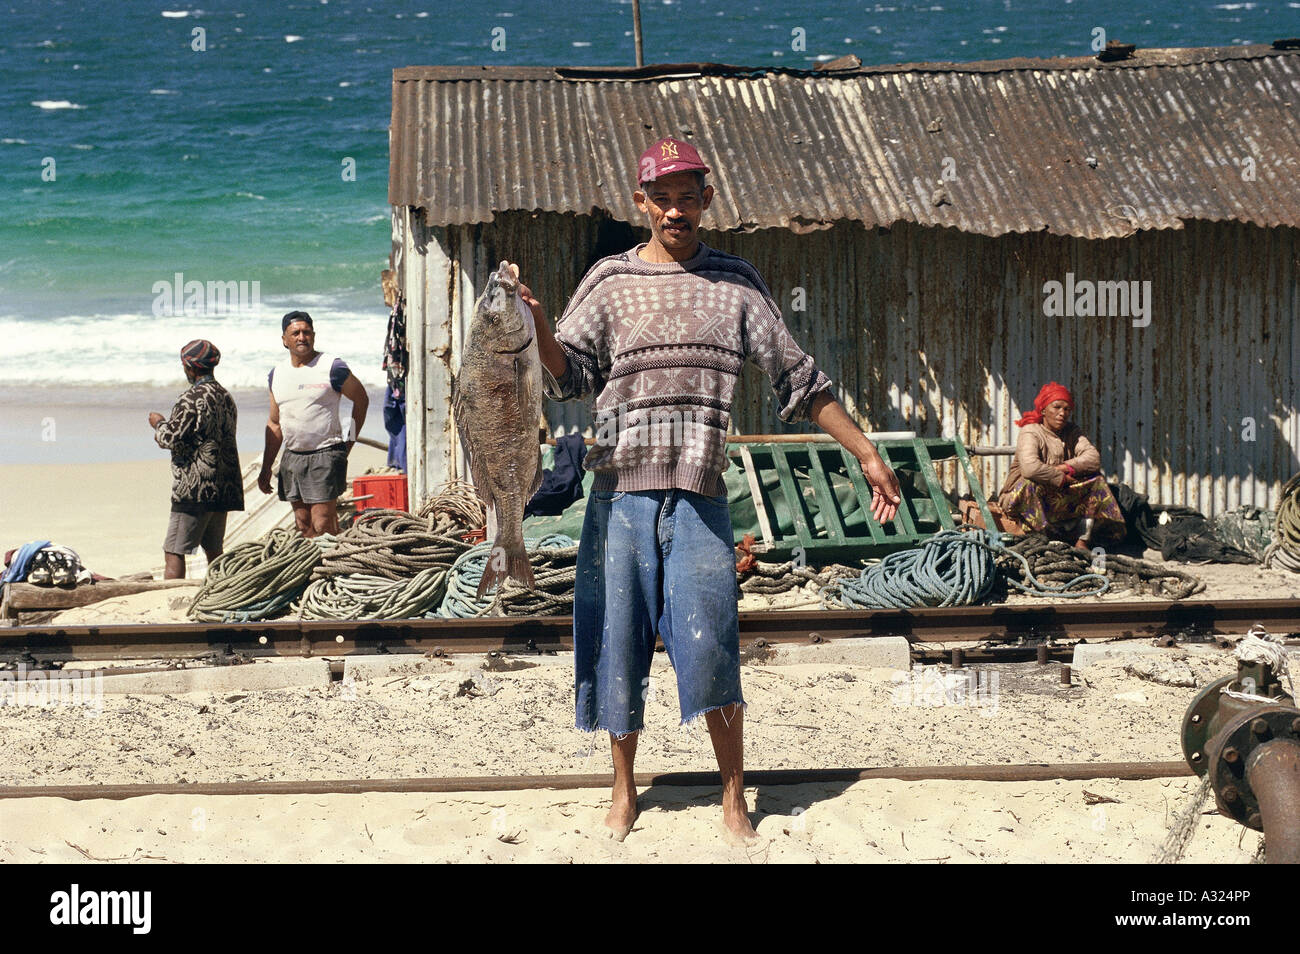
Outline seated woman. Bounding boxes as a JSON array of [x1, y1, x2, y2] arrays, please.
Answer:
[[997, 382, 1125, 548]]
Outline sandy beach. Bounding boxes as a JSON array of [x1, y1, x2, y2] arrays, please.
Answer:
[[0, 651, 1264, 863], [1, 382, 389, 577]]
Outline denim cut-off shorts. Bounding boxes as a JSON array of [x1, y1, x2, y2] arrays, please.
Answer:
[[574, 488, 744, 737]]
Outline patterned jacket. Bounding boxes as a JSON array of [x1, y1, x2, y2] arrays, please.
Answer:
[[154, 377, 245, 513]]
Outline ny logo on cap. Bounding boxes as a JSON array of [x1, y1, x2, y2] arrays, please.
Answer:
[[661, 141, 679, 159]]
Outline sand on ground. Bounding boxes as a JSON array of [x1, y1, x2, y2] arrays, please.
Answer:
[[0, 648, 1267, 863], [0, 776, 1250, 865]]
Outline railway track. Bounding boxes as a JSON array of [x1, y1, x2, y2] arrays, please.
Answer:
[[2, 598, 1297, 662], [0, 761, 1192, 802]]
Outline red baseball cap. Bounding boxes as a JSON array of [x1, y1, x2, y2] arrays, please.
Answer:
[[637, 137, 711, 183]]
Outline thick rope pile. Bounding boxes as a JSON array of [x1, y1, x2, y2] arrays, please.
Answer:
[[826, 530, 1000, 609], [1264, 472, 1300, 572], [434, 534, 578, 618], [738, 560, 861, 596], [999, 533, 1203, 599], [313, 508, 472, 581], [189, 528, 324, 622], [822, 528, 1205, 609], [295, 566, 449, 620], [292, 483, 489, 619], [417, 479, 487, 537]]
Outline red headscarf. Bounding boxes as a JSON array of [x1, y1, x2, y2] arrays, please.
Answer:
[[1015, 381, 1073, 427]]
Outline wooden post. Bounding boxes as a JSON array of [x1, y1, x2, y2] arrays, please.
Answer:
[[632, 0, 644, 67]]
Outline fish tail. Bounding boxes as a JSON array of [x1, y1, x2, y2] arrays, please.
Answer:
[[476, 538, 536, 599]]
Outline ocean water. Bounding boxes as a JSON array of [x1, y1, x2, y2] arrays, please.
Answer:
[[0, 0, 1294, 398]]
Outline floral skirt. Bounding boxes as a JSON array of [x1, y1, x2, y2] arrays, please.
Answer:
[[1000, 475, 1125, 542]]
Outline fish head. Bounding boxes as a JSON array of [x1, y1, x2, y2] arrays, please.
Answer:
[[471, 261, 533, 354]]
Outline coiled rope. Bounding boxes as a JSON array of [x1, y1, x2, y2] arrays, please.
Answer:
[[739, 561, 861, 596], [1264, 472, 1300, 571], [295, 566, 450, 620], [826, 530, 1003, 609], [994, 535, 1111, 599], [998, 534, 1202, 600], [822, 528, 1207, 609], [417, 479, 488, 537], [434, 534, 578, 618], [313, 508, 472, 580], [188, 528, 325, 622]]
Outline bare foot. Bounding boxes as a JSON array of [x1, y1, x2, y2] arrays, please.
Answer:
[[604, 789, 638, 842], [721, 792, 759, 843]]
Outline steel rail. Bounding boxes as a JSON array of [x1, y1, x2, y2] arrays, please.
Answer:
[[0, 761, 1192, 802], [2, 598, 1297, 662]]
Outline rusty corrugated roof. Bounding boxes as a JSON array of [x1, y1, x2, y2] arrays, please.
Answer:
[[389, 45, 1300, 239]]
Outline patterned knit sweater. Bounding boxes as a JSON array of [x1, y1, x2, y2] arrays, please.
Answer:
[[546, 242, 832, 496]]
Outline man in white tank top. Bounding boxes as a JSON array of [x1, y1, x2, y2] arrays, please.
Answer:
[[258, 311, 370, 536]]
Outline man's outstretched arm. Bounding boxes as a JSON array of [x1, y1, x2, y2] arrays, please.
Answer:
[[809, 392, 902, 524]]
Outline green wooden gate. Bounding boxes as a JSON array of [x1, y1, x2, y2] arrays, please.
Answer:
[[725, 437, 995, 562]]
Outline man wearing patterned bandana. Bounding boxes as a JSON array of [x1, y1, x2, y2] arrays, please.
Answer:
[[149, 339, 244, 579], [518, 137, 903, 841]]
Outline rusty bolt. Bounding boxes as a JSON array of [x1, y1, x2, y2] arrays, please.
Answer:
[[1290, 718, 1300, 736], [1222, 785, 1241, 802], [1060, 664, 1072, 686], [951, 648, 964, 667], [1251, 718, 1271, 738], [1037, 645, 1049, 665], [1223, 747, 1241, 764]]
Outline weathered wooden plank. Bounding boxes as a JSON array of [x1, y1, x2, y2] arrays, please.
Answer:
[[4, 580, 195, 611]]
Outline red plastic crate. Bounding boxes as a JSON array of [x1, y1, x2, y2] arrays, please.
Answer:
[[352, 474, 409, 513]]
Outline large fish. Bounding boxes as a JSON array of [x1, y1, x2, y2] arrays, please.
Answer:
[[453, 261, 544, 598]]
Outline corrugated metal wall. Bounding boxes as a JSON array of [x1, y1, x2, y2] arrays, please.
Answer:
[[400, 208, 1300, 516]]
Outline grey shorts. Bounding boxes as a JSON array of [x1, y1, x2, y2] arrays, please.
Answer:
[[164, 510, 228, 556], [278, 444, 348, 504]]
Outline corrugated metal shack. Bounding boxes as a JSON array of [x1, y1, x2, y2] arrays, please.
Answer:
[[388, 44, 1300, 517]]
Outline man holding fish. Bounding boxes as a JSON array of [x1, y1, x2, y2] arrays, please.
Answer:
[[476, 137, 901, 841]]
